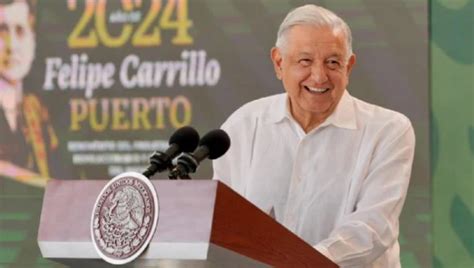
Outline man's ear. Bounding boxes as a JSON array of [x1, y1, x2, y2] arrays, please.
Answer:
[[271, 47, 283, 80], [346, 54, 356, 75]]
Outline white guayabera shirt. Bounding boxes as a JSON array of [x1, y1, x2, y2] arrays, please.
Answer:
[[212, 90, 415, 268]]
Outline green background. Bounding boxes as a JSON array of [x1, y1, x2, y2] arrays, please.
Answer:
[[431, 0, 473, 267]]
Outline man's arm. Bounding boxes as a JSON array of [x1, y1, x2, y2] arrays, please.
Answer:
[[315, 121, 415, 267], [212, 121, 236, 187], [212, 146, 232, 185]]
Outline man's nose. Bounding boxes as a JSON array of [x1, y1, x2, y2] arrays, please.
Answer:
[[10, 31, 20, 49], [310, 63, 328, 84]]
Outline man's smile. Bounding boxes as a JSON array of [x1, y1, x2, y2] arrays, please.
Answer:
[[304, 86, 330, 94]]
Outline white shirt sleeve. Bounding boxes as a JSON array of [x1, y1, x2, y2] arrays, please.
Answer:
[[314, 121, 415, 267], [211, 108, 255, 193], [212, 143, 232, 185], [211, 121, 236, 187]]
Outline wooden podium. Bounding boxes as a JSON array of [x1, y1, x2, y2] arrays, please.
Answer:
[[38, 179, 337, 267]]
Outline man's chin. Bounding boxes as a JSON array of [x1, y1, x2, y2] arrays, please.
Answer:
[[1, 69, 29, 83]]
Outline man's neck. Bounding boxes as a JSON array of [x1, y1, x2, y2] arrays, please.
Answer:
[[0, 78, 23, 131], [289, 103, 331, 134]]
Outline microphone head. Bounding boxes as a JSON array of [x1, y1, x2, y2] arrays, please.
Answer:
[[199, 129, 231, 160], [169, 126, 200, 152]]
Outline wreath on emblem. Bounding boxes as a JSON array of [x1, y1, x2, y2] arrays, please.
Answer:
[[93, 184, 152, 258]]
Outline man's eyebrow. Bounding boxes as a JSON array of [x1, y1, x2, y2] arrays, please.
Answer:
[[295, 52, 312, 58], [327, 53, 344, 59]]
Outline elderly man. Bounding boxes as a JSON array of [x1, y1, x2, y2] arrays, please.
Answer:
[[212, 4, 415, 268]]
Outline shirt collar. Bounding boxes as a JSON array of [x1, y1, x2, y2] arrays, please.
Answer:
[[320, 90, 357, 130], [265, 93, 289, 124], [265, 90, 357, 130]]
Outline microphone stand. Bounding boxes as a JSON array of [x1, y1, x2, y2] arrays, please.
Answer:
[[168, 153, 198, 180], [142, 151, 173, 179], [168, 173, 192, 180], [168, 165, 192, 180]]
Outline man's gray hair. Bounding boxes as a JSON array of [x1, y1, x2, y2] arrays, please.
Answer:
[[275, 5, 353, 58]]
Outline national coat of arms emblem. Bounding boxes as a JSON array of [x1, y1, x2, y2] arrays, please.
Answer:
[[91, 172, 158, 265]]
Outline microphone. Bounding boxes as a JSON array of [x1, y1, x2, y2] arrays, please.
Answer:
[[169, 129, 231, 179], [142, 126, 200, 178]]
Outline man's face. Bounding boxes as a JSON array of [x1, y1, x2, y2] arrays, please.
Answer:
[[272, 25, 355, 123], [0, 1, 35, 83]]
